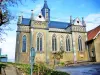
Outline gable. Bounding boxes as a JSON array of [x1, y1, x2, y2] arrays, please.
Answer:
[[35, 13, 45, 21], [73, 18, 82, 26]]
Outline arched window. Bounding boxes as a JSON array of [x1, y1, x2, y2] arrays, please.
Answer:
[[37, 33, 43, 51], [22, 35, 26, 52], [52, 34, 57, 51], [66, 36, 70, 51], [78, 36, 82, 51], [60, 36, 64, 51]]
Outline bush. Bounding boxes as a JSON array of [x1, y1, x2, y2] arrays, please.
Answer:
[[60, 62, 65, 66], [0, 62, 70, 75], [51, 70, 69, 75], [43, 69, 69, 75]]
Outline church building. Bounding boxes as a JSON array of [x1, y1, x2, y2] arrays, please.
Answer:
[[15, 0, 89, 64]]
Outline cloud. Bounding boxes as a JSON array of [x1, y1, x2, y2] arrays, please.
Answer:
[[85, 13, 100, 31]]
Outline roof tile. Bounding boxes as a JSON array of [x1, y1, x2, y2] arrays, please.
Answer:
[[88, 25, 100, 41]]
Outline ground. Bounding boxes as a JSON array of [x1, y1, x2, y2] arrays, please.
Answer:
[[56, 63, 100, 75]]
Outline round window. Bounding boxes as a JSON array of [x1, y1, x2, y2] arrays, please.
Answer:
[[39, 15, 42, 18], [77, 21, 79, 23]]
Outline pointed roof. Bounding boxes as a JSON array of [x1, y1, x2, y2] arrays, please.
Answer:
[[82, 17, 86, 26], [87, 25, 100, 41], [42, 0, 50, 10], [73, 17, 82, 26]]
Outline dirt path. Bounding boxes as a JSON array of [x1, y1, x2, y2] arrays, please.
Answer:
[[1, 64, 22, 75]]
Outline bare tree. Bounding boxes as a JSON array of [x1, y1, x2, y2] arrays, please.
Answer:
[[0, 0, 36, 42]]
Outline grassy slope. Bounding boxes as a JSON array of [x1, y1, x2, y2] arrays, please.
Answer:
[[0, 62, 70, 75]]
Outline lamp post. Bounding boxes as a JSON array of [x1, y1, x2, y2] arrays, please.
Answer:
[[30, 47, 36, 75]]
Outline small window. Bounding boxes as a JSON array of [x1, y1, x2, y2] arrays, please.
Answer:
[[39, 15, 42, 18], [77, 21, 79, 23]]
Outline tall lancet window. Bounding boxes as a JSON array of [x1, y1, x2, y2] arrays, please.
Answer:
[[60, 36, 64, 51], [52, 34, 57, 51], [22, 35, 26, 52], [78, 36, 82, 51], [37, 33, 43, 51], [66, 35, 70, 51]]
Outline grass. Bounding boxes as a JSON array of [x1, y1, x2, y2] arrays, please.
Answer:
[[0, 62, 70, 75]]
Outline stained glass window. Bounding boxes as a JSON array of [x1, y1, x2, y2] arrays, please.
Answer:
[[37, 33, 43, 51], [22, 35, 26, 52], [78, 36, 82, 51], [52, 34, 57, 51], [66, 36, 70, 51]]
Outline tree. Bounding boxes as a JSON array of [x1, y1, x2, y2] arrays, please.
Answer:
[[0, 0, 36, 26], [53, 47, 64, 66], [0, 0, 36, 41]]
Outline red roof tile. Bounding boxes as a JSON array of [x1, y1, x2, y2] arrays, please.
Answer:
[[87, 25, 100, 41]]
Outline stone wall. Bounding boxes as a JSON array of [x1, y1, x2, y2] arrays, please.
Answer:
[[94, 34, 100, 62]]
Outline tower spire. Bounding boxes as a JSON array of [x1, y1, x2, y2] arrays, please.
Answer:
[[43, 0, 48, 9], [31, 10, 34, 21], [44, 0, 47, 4], [17, 12, 23, 24], [44, 0, 46, 2], [41, 0, 50, 21], [82, 17, 86, 27], [70, 16, 73, 25]]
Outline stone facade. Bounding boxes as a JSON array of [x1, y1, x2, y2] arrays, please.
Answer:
[[87, 25, 100, 62], [87, 33, 100, 62], [94, 34, 100, 62], [15, 0, 89, 64]]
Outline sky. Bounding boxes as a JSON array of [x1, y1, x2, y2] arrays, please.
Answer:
[[0, 0, 100, 62]]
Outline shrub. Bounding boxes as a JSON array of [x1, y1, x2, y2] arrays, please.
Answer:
[[60, 62, 65, 66], [51, 70, 69, 75], [0, 62, 70, 75]]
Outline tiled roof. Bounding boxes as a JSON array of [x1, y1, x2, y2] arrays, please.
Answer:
[[87, 25, 100, 41], [21, 18, 69, 29], [22, 18, 30, 26], [48, 21, 69, 29]]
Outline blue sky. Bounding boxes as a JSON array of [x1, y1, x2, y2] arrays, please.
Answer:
[[0, 0, 100, 62]]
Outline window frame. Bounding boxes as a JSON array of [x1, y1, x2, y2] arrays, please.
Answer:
[[22, 35, 27, 52], [52, 34, 57, 52], [66, 35, 70, 51], [78, 36, 82, 51], [36, 33, 43, 52]]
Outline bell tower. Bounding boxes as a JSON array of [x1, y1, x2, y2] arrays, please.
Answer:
[[41, 0, 50, 22]]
